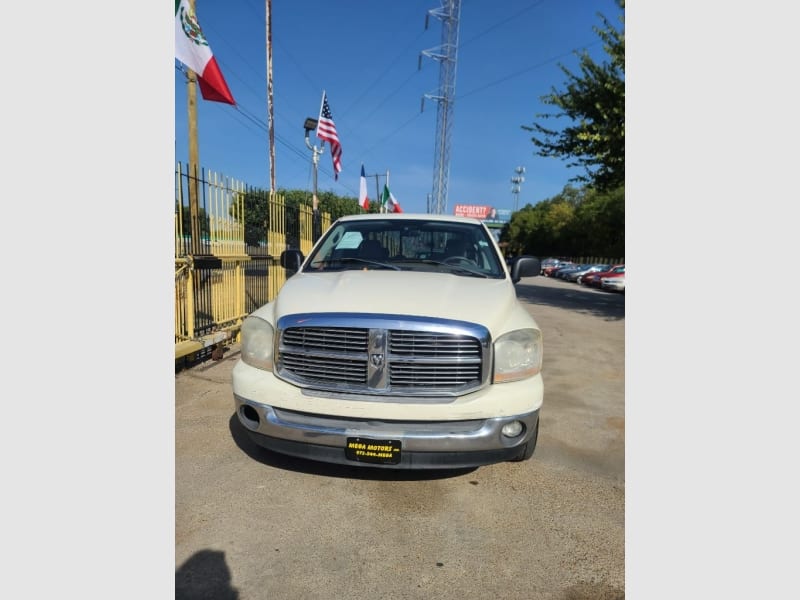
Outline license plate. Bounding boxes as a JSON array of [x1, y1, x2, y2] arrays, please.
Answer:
[[345, 437, 402, 465]]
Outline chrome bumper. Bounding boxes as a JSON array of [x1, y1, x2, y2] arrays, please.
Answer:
[[234, 394, 539, 469]]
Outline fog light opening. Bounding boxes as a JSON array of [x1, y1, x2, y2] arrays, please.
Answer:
[[241, 404, 261, 426], [501, 420, 524, 438]]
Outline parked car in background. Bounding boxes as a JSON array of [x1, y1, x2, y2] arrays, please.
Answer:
[[543, 261, 574, 277], [555, 264, 587, 280], [567, 264, 612, 283], [582, 264, 625, 288], [601, 275, 625, 293], [539, 257, 560, 274], [551, 263, 588, 279]]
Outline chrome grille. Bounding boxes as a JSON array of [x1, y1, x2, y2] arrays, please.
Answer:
[[276, 313, 490, 397]]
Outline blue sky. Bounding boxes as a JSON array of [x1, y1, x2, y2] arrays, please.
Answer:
[[175, 0, 623, 215]]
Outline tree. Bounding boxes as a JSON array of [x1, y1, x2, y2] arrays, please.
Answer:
[[570, 186, 624, 257], [501, 184, 623, 259], [235, 187, 366, 247], [522, 0, 624, 191], [176, 200, 210, 239]]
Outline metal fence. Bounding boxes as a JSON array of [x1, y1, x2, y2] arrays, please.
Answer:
[[175, 163, 330, 363]]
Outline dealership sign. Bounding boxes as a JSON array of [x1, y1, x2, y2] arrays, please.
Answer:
[[453, 204, 510, 224]]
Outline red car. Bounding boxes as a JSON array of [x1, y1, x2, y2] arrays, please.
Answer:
[[543, 261, 575, 277], [582, 264, 624, 288]]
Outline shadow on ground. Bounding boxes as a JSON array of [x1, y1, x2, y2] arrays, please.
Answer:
[[176, 549, 239, 600], [228, 414, 476, 481], [515, 278, 624, 321]]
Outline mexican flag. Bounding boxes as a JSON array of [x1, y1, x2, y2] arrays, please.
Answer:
[[381, 183, 403, 213], [175, 0, 235, 105]]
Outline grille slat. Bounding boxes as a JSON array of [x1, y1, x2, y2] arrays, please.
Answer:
[[390, 331, 480, 357], [282, 327, 369, 353], [281, 353, 367, 384], [390, 362, 480, 387]]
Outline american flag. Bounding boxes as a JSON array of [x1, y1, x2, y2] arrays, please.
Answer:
[[316, 92, 342, 180]]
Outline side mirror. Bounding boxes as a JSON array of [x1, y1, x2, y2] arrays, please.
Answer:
[[509, 256, 541, 284], [280, 249, 305, 276]]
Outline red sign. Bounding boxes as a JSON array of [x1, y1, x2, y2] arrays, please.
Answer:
[[453, 204, 492, 219]]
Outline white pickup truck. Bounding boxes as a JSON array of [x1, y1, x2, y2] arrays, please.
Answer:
[[232, 213, 543, 469]]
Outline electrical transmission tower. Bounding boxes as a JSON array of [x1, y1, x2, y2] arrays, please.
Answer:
[[420, 0, 462, 215]]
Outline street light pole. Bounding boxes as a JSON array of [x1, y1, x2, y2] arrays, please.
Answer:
[[510, 166, 526, 212], [304, 117, 323, 242]]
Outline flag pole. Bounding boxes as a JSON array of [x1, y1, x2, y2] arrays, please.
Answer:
[[187, 0, 202, 255], [384, 170, 390, 214], [312, 89, 327, 213]]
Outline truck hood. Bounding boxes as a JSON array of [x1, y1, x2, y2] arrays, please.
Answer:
[[269, 270, 519, 332]]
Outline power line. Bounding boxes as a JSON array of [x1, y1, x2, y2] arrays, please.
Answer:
[[458, 0, 548, 50], [339, 29, 429, 120], [361, 111, 426, 158], [456, 40, 601, 101], [176, 64, 353, 192]]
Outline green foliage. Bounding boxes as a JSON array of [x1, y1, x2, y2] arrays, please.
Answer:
[[239, 188, 270, 246], [312, 190, 380, 219], [274, 188, 369, 220], [176, 201, 209, 238], [522, 0, 624, 191], [235, 187, 365, 246], [501, 184, 624, 258]]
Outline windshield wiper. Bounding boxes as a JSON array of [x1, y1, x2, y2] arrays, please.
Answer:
[[403, 259, 490, 278], [337, 257, 402, 271]]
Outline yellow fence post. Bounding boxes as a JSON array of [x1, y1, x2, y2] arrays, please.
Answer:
[[185, 259, 195, 340]]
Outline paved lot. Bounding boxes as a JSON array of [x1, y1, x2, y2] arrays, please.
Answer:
[[175, 275, 625, 600]]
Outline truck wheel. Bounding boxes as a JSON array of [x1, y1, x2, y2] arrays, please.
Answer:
[[509, 418, 539, 462]]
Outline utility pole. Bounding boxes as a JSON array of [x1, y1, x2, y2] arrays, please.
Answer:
[[187, 0, 202, 255], [266, 0, 276, 191], [364, 170, 389, 212]]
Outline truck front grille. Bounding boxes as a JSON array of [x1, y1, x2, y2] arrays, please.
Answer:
[[276, 313, 491, 397]]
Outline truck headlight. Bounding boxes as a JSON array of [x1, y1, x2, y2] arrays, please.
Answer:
[[241, 316, 275, 371], [493, 328, 542, 383]]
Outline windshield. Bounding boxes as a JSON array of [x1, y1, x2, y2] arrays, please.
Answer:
[[303, 218, 506, 278]]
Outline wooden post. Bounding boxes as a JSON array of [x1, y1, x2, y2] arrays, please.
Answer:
[[187, 0, 202, 255], [266, 0, 276, 191]]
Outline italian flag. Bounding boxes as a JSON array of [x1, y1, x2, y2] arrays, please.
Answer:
[[175, 0, 235, 105], [381, 183, 403, 213]]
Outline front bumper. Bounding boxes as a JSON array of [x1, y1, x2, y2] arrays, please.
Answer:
[[234, 394, 539, 469]]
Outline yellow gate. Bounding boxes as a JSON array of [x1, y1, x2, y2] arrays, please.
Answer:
[[174, 164, 330, 362]]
